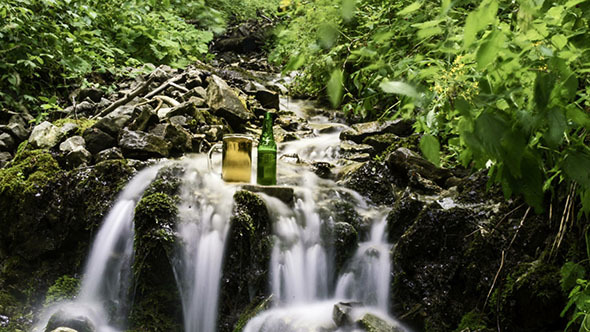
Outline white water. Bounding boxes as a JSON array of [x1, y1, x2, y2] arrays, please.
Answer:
[[35, 165, 163, 332], [172, 156, 237, 332]]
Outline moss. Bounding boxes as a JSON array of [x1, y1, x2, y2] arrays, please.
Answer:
[[0, 148, 60, 197], [53, 118, 97, 136], [454, 311, 492, 332], [44, 275, 80, 306]]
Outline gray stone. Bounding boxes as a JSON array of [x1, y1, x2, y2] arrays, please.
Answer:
[[6, 122, 29, 141], [29, 121, 62, 149], [129, 107, 159, 132], [46, 309, 95, 332], [59, 122, 80, 138], [192, 86, 208, 99], [157, 107, 173, 119], [0, 133, 15, 151], [191, 134, 207, 153], [362, 133, 400, 152], [94, 105, 135, 136], [166, 98, 203, 118], [386, 147, 452, 184], [150, 123, 168, 137], [78, 87, 104, 103], [164, 124, 192, 152], [340, 141, 374, 155], [206, 75, 254, 129], [332, 302, 360, 327], [95, 147, 124, 163], [241, 185, 294, 204], [0, 151, 12, 168], [119, 128, 170, 159], [358, 313, 406, 332], [340, 119, 414, 143], [82, 127, 116, 154], [169, 115, 187, 127], [62, 101, 96, 117], [50, 328, 79, 332], [59, 136, 91, 167]]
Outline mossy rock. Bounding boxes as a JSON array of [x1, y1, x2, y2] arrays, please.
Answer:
[[340, 161, 398, 205], [44, 275, 80, 306], [218, 190, 273, 332]]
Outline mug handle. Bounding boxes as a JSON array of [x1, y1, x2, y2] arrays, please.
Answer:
[[207, 142, 223, 175]]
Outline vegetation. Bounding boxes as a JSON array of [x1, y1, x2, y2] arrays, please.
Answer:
[[0, 0, 278, 116], [271, 0, 590, 214]]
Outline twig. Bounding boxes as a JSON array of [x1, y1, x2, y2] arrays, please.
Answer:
[[92, 75, 155, 119], [154, 95, 180, 107], [153, 98, 164, 113], [169, 82, 189, 93], [144, 74, 185, 99], [550, 183, 577, 258]]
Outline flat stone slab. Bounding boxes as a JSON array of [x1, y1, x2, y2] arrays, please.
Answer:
[[241, 184, 294, 204]]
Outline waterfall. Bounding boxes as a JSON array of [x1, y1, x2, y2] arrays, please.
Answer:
[[172, 157, 236, 332], [34, 165, 163, 332]]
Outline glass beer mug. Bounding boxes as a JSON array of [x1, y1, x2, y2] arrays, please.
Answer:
[[207, 134, 253, 183]]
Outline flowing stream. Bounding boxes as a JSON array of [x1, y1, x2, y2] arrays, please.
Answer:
[[35, 97, 406, 332]]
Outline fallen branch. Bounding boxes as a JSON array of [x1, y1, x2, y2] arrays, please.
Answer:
[[153, 95, 180, 107], [169, 82, 189, 93], [145, 74, 185, 99], [92, 75, 155, 119]]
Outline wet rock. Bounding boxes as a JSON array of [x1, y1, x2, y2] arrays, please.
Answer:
[[358, 313, 405, 332], [168, 115, 187, 127], [94, 105, 135, 136], [46, 310, 95, 332], [241, 185, 294, 205], [29, 121, 62, 149], [131, 166, 183, 331], [386, 191, 425, 243], [219, 190, 273, 332], [78, 87, 104, 103], [95, 147, 124, 163], [128, 107, 159, 132], [254, 88, 280, 110], [340, 161, 397, 205], [82, 127, 116, 154], [309, 123, 347, 134], [0, 133, 15, 151], [386, 147, 452, 188], [340, 119, 414, 143], [333, 302, 358, 326], [59, 136, 91, 167], [119, 129, 170, 159], [167, 98, 205, 118], [191, 134, 208, 153], [362, 133, 400, 153], [50, 328, 79, 332], [312, 161, 334, 179], [333, 222, 359, 274], [206, 75, 254, 129], [164, 124, 192, 153], [61, 101, 96, 118], [0, 151, 12, 167]]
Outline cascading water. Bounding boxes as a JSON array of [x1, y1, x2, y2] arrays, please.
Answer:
[[244, 105, 409, 332], [34, 165, 163, 332], [172, 156, 237, 332]]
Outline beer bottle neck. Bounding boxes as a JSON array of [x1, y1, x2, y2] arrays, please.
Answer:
[[260, 112, 274, 144]]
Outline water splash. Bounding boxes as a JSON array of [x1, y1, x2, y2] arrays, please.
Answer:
[[35, 164, 163, 332], [172, 157, 237, 332]]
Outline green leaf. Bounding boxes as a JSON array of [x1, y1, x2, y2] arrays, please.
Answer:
[[397, 1, 422, 16], [476, 30, 506, 70], [561, 262, 586, 292], [546, 108, 567, 147], [563, 149, 590, 188], [417, 26, 442, 40], [327, 69, 344, 108], [379, 80, 419, 98], [463, 0, 499, 48], [534, 72, 556, 112], [551, 34, 568, 50], [420, 134, 440, 167], [318, 23, 339, 49], [341, 0, 356, 21]]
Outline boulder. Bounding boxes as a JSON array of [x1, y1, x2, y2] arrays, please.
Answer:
[[128, 107, 159, 132], [332, 302, 357, 327], [164, 124, 192, 153], [4, 122, 29, 141], [78, 87, 104, 103], [358, 313, 406, 332], [82, 127, 116, 154], [0, 151, 12, 167], [119, 129, 170, 159], [94, 105, 135, 136], [167, 98, 205, 118], [339, 161, 398, 205], [340, 119, 414, 143], [95, 147, 124, 163], [168, 115, 187, 127], [241, 185, 294, 204], [386, 147, 452, 187], [45, 310, 95, 332], [59, 123, 80, 138], [59, 136, 91, 167], [61, 101, 96, 118], [29, 121, 62, 149], [0, 133, 15, 151], [340, 141, 375, 156], [50, 328, 79, 332], [362, 133, 400, 153], [206, 75, 254, 129]]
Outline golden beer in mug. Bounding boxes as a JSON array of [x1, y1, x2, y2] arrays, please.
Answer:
[[208, 134, 253, 183]]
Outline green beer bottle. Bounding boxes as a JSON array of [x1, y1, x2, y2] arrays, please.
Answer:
[[257, 112, 277, 185]]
